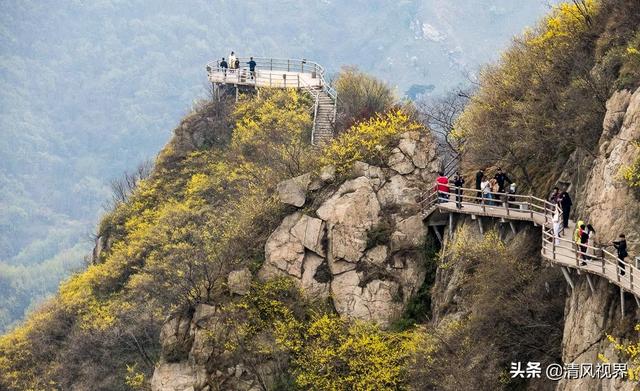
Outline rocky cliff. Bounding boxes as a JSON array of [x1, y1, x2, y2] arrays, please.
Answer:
[[151, 130, 442, 390], [555, 88, 640, 391]]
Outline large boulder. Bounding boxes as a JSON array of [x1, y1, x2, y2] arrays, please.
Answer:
[[151, 362, 197, 391], [160, 315, 194, 363], [276, 173, 312, 207], [317, 177, 381, 263], [331, 271, 403, 328], [227, 268, 252, 296], [387, 147, 415, 174]]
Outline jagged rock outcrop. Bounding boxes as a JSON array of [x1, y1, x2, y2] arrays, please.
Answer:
[[261, 131, 440, 327]]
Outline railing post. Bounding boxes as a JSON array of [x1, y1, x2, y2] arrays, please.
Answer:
[[287, 59, 290, 72], [269, 72, 272, 87], [481, 192, 486, 214], [602, 253, 606, 275], [617, 256, 621, 283], [270, 58, 273, 71], [297, 74, 300, 88], [552, 234, 556, 260], [631, 267, 634, 291], [529, 195, 534, 220]]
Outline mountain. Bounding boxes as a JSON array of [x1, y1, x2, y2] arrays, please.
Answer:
[[0, 0, 559, 332], [1, 1, 639, 389]]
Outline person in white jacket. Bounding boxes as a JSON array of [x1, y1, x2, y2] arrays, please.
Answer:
[[552, 211, 561, 246], [229, 51, 237, 70]]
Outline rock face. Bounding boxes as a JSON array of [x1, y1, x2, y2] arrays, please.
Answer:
[[260, 131, 440, 327], [555, 88, 640, 391], [276, 173, 312, 207], [151, 131, 440, 389]]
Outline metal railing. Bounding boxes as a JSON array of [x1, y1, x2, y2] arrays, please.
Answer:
[[420, 185, 639, 297], [206, 57, 337, 145]]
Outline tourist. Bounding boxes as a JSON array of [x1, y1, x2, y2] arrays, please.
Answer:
[[494, 167, 511, 193], [508, 182, 517, 208], [489, 178, 499, 206], [574, 220, 584, 246], [586, 224, 596, 260], [559, 188, 572, 231], [480, 177, 491, 204], [219, 57, 228, 75], [247, 57, 257, 79], [475, 168, 484, 202], [611, 234, 628, 276], [435, 172, 449, 203], [579, 223, 588, 265], [229, 51, 237, 69], [452, 171, 465, 209], [552, 211, 562, 246], [548, 186, 560, 204]]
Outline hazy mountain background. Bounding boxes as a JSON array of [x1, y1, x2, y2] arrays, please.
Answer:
[[0, 0, 557, 332]]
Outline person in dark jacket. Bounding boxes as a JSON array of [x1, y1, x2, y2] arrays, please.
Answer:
[[579, 224, 589, 265], [559, 189, 572, 230], [494, 168, 511, 193], [247, 57, 257, 79], [219, 57, 228, 75], [452, 171, 465, 209], [475, 169, 484, 203], [611, 234, 628, 276]]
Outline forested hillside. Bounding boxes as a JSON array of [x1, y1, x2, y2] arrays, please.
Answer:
[[0, 0, 557, 332]]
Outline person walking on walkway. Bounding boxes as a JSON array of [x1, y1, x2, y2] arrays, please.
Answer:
[[475, 168, 484, 202], [452, 171, 465, 209], [579, 223, 589, 265], [494, 168, 511, 193], [559, 189, 572, 232], [611, 234, 628, 276], [435, 172, 449, 203]]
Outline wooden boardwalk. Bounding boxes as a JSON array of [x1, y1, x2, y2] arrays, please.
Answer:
[[422, 188, 639, 309]]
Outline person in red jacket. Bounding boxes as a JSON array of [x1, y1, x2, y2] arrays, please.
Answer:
[[435, 171, 449, 203]]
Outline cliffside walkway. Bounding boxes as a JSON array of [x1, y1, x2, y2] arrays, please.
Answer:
[[206, 57, 337, 145], [421, 186, 639, 312]]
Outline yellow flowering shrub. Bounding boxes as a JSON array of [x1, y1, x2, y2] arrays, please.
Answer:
[[602, 325, 640, 380], [619, 141, 640, 188], [293, 314, 414, 390], [321, 110, 424, 174]]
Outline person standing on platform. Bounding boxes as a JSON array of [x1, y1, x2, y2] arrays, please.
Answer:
[[219, 58, 228, 76], [611, 234, 628, 276], [452, 171, 465, 209], [435, 172, 450, 203], [494, 167, 511, 193], [247, 57, 257, 79], [475, 168, 484, 202], [229, 51, 237, 70], [559, 188, 572, 232]]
